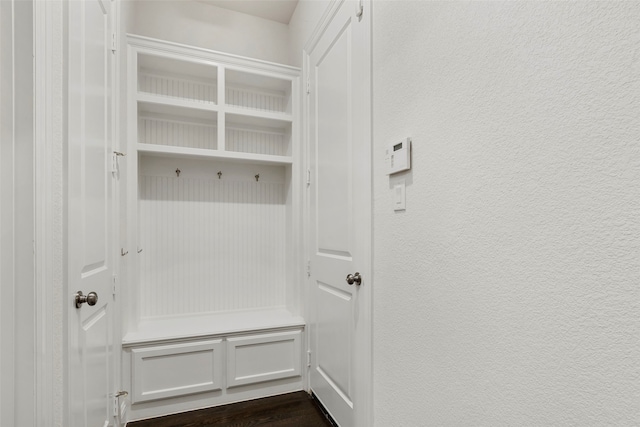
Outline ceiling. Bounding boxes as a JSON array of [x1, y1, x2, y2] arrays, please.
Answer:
[[198, 0, 299, 24]]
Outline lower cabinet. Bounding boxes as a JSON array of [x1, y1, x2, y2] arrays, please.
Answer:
[[226, 330, 302, 388], [123, 327, 304, 422], [131, 339, 224, 403]]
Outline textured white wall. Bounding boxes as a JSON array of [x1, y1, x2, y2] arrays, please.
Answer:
[[373, 1, 640, 425], [129, 0, 291, 64]]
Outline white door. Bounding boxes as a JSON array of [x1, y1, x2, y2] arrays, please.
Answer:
[[67, 0, 115, 426], [307, 1, 372, 426]]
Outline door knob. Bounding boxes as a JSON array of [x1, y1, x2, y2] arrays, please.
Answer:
[[75, 291, 98, 308], [345, 272, 362, 286]]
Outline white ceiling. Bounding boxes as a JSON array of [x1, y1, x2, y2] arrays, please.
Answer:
[[198, 0, 299, 24]]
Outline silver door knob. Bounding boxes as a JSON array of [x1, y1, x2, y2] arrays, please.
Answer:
[[346, 272, 362, 286], [75, 291, 98, 308]]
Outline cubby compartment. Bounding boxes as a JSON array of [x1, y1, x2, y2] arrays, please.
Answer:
[[225, 68, 291, 114], [138, 53, 217, 105], [226, 114, 291, 157], [138, 102, 218, 150]]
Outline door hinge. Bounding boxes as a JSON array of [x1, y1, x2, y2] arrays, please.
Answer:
[[112, 151, 125, 175], [307, 259, 311, 277], [306, 77, 310, 95], [306, 169, 311, 186], [111, 32, 117, 53], [307, 350, 311, 367], [112, 275, 118, 297], [113, 390, 128, 417]]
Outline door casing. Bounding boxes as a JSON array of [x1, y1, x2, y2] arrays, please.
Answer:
[[303, 1, 373, 426]]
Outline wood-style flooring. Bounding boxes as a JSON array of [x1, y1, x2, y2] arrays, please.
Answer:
[[127, 392, 335, 427]]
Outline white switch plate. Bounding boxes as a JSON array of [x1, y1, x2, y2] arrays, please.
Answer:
[[394, 181, 406, 211]]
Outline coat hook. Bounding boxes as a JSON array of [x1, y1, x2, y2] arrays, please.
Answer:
[[121, 248, 128, 256], [137, 247, 143, 254], [217, 171, 222, 179], [255, 174, 260, 182], [175, 168, 181, 177]]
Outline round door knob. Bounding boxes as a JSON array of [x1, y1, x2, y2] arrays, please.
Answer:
[[346, 272, 362, 286], [75, 291, 98, 308]]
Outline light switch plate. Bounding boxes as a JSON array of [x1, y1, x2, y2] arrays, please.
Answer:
[[394, 181, 406, 211]]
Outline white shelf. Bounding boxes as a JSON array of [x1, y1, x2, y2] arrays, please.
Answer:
[[138, 92, 218, 116], [137, 143, 292, 165], [226, 107, 292, 127], [122, 308, 305, 346]]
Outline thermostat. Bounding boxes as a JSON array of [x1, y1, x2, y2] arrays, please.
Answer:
[[386, 137, 411, 175]]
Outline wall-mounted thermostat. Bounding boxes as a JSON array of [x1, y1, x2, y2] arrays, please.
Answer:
[[386, 137, 411, 175]]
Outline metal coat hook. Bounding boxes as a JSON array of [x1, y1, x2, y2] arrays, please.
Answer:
[[217, 171, 222, 179], [255, 174, 260, 182], [175, 168, 181, 177], [121, 248, 128, 256]]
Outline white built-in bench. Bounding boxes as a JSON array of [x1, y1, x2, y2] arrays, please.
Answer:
[[121, 309, 305, 422]]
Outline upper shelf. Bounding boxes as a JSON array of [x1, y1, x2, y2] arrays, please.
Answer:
[[130, 35, 299, 164], [138, 93, 218, 119]]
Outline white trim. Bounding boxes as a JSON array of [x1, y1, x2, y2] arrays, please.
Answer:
[[0, 1, 17, 424], [34, 0, 62, 425], [128, 34, 300, 76], [302, 1, 373, 425], [302, 0, 345, 55]]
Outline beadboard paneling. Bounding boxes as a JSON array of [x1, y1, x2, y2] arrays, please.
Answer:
[[139, 71, 217, 104], [226, 126, 286, 156], [138, 116, 218, 150], [138, 160, 287, 318], [226, 86, 286, 113]]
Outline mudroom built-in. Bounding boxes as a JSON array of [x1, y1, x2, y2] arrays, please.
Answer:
[[118, 2, 307, 422]]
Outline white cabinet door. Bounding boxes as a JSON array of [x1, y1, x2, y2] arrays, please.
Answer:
[[67, 0, 115, 426], [308, 1, 372, 426]]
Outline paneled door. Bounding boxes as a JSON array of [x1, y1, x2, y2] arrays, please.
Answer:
[[67, 0, 116, 426], [307, 1, 372, 426]]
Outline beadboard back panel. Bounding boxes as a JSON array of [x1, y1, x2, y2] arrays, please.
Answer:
[[226, 86, 286, 113], [139, 71, 217, 104], [138, 115, 218, 150], [226, 126, 287, 156], [138, 157, 287, 319]]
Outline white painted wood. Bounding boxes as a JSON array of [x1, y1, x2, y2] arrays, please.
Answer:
[[138, 116, 218, 150], [307, 1, 373, 426], [122, 326, 304, 422], [127, 35, 300, 81], [34, 0, 66, 424], [127, 35, 300, 328], [226, 126, 288, 156], [131, 340, 223, 403], [67, 0, 115, 426], [138, 144, 293, 166], [137, 93, 219, 118], [1, 1, 36, 424], [227, 330, 302, 387], [123, 357, 303, 423], [124, 36, 303, 422], [137, 157, 287, 318], [122, 309, 304, 346], [1, 3, 17, 425]]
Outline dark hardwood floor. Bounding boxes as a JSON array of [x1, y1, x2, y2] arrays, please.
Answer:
[[127, 392, 335, 427]]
